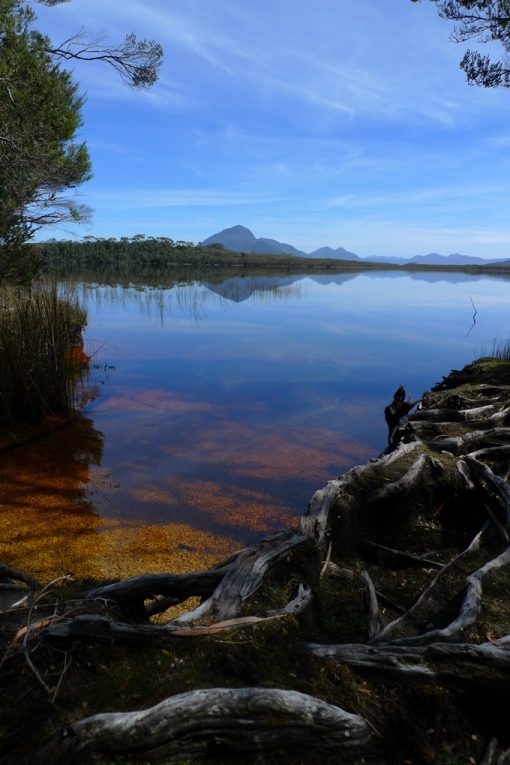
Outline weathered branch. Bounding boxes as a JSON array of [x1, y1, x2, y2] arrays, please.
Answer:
[[33, 688, 372, 764], [86, 568, 229, 622], [171, 529, 311, 625], [307, 639, 510, 694], [372, 526, 487, 645], [366, 454, 428, 504]]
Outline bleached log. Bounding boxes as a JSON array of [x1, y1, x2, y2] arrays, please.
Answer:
[[299, 442, 422, 551], [386, 545, 510, 646], [86, 568, 229, 621], [410, 408, 475, 423], [468, 407, 510, 429], [372, 526, 486, 645], [367, 454, 428, 504], [170, 529, 309, 625], [266, 583, 313, 618], [307, 639, 510, 693], [361, 570, 381, 640], [43, 590, 314, 647], [468, 445, 510, 462], [32, 688, 372, 764], [456, 459, 475, 489], [428, 428, 510, 455], [465, 455, 510, 526]]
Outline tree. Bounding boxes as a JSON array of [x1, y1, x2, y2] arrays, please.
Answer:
[[0, 0, 162, 280], [412, 1, 510, 88], [0, 0, 93, 279], [34, 0, 163, 91]]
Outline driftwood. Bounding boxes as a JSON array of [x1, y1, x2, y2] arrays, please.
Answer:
[[5, 358, 510, 764], [32, 688, 372, 765], [307, 639, 510, 693]]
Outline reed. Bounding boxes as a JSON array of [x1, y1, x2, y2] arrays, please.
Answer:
[[490, 337, 510, 360], [0, 281, 88, 424]]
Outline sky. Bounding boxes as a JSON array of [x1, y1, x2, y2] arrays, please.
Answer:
[[32, 0, 510, 259]]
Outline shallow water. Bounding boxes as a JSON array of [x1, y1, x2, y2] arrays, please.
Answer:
[[2, 269, 509, 581]]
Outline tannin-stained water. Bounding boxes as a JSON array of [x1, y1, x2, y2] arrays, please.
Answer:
[[2, 269, 509, 581]]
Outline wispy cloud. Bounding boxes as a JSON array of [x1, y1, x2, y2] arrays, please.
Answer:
[[31, 0, 510, 258]]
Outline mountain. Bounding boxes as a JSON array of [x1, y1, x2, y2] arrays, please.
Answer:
[[407, 253, 489, 266], [258, 237, 307, 257], [364, 255, 409, 265], [201, 225, 307, 256], [202, 225, 498, 265], [308, 246, 361, 261]]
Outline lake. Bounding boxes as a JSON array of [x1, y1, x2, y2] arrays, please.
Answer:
[[2, 268, 509, 581]]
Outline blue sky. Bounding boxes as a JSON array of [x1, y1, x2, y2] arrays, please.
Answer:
[[33, 0, 510, 259]]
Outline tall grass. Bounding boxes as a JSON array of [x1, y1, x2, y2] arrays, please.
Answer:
[[0, 282, 88, 425], [482, 338, 510, 360]]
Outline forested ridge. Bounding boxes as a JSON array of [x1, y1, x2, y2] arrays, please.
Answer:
[[37, 237, 510, 273]]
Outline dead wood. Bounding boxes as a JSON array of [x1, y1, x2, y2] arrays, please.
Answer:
[[170, 528, 311, 625], [86, 568, 228, 622], [32, 687, 372, 764], [0, 564, 41, 591], [366, 454, 428, 504], [371, 526, 487, 645], [361, 539, 445, 569], [427, 427, 510, 455], [465, 454, 510, 525], [307, 638, 510, 694], [6, 358, 510, 764], [362, 570, 381, 640], [409, 407, 490, 423]]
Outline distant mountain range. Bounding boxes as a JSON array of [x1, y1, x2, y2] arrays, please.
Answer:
[[201, 225, 504, 266]]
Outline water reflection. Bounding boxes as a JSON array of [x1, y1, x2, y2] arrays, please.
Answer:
[[3, 267, 510, 581]]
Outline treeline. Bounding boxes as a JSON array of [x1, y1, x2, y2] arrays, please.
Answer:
[[36, 235, 312, 267], [36, 236, 390, 271]]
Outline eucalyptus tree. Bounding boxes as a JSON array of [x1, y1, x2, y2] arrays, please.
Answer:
[[0, 0, 163, 280], [412, 1, 510, 88], [0, 0, 92, 278]]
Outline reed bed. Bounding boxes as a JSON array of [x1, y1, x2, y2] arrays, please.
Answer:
[[0, 282, 88, 424]]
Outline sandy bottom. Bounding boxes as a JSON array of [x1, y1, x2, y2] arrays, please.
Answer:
[[0, 417, 241, 583]]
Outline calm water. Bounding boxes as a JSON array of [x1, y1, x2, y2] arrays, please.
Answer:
[[72, 269, 510, 549]]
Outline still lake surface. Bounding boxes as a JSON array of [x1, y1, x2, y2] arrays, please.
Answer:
[[4, 268, 510, 581], [80, 270, 509, 539]]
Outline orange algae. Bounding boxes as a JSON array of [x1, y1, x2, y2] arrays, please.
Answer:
[[0, 416, 239, 583]]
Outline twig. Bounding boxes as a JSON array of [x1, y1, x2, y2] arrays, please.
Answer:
[[466, 296, 477, 337]]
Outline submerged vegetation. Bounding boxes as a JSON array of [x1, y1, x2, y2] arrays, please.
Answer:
[[0, 281, 88, 425]]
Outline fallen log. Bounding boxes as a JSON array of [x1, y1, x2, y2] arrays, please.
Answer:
[[170, 528, 311, 625], [86, 568, 228, 622], [32, 688, 372, 764], [42, 586, 314, 647], [366, 454, 428, 504], [307, 639, 510, 694], [426, 427, 510, 455], [371, 525, 487, 645]]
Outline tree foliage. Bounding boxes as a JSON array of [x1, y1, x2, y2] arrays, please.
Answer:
[[34, 0, 163, 90], [0, 0, 93, 279], [413, 1, 510, 88], [0, 0, 163, 281]]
